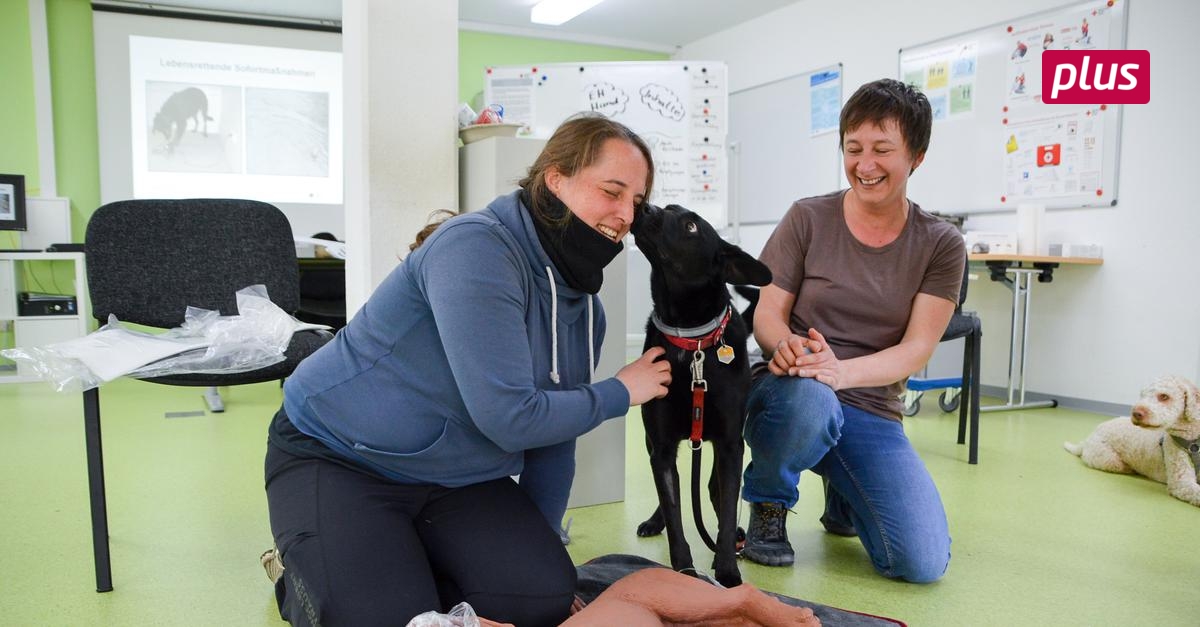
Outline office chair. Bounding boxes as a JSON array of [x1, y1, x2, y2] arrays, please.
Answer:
[[905, 256, 982, 464], [943, 258, 982, 464], [82, 198, 332, 592]]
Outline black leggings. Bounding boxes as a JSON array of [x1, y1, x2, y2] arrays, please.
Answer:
[[265, 440, 576, 627]]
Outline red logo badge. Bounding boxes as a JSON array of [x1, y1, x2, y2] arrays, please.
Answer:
[[1042, 50, 1149, 104]]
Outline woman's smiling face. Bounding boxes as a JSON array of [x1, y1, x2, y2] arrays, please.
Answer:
[[546, 138, 649, 242], [842, 118, 925, 212]]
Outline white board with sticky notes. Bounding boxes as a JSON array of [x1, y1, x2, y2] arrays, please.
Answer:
[[484, 61, 729, 225], [899, 0, 1128, 213]]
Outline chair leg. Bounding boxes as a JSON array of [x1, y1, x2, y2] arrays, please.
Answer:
[[957, 338, 970, 446], [968, 327, 982, 465], [203, 386, 225, 413], [82, 387, 113, 592]]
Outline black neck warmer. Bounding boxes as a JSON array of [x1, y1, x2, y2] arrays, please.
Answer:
[[521, 188, 623, 294]]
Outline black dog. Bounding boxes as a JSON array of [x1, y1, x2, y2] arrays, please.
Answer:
[[631, 204, 771, 588], [153, 87, 212, 154]]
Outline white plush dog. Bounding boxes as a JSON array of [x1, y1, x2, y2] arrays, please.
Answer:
[[1064, 375, 1200, 507]]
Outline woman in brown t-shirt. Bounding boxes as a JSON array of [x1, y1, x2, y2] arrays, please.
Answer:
[[740, 78, 964, 583]]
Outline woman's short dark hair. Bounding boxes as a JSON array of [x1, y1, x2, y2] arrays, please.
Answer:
[[839, 78, 932, 159], [519, 113, 654, 227]]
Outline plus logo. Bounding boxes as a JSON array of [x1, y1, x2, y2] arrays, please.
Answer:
[[1043, 50, 1150, 104]]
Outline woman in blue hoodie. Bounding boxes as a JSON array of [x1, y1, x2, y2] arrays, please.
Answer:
[[263, 114, 672, 627]]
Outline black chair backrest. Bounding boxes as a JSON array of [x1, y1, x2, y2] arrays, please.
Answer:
[[85, 199, 299, 328], [956, 252, 970, 312]]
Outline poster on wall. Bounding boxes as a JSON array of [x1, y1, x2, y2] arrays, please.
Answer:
[[900, 42, 978, 120], [1003, 106, 1106, 199], [485, 62, 729, 226], [809, 69, 841, 136], [1004, 2, 1115, 105]]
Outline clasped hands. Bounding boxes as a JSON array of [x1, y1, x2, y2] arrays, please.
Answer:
[[768, 328, 842, 389]]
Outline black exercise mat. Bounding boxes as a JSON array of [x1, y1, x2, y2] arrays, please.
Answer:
[[576, 554, 905, 627]]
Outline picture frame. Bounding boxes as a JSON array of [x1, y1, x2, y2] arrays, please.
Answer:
[[0, 173, 28, 232]]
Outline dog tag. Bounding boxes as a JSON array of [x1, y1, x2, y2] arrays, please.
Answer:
[[716, 344, 735, 364]]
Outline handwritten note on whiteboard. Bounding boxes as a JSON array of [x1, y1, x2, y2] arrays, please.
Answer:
[[485, 62, 729, 226]]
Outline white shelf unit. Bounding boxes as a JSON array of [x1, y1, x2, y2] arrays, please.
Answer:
[[0, 251, 90, 384], [458, 136, 546, 214]]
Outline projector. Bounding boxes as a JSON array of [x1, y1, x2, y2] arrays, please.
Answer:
[[17, 292, 77, 316]]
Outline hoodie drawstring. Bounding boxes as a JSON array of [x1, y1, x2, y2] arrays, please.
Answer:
[[546, 266, 560, 384], [587, 297, 595, 382], [545, 265, 596, 385]]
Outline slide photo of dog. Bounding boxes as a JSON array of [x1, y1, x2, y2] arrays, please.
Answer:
[[1064, 375, 1200, 507], [145, 82, 242, 174], [631, 204, 772, 588]]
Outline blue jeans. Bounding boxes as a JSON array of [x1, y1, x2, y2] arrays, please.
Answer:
[[742, 375, 951, 583]]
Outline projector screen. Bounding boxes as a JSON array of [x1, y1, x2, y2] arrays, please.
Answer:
[[94, 10, 343, 238]]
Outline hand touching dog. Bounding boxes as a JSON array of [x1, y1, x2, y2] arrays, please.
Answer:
[[618, 347, 672, 405]]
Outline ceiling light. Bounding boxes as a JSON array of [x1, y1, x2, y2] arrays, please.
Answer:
[[530, 0, 604, 26]]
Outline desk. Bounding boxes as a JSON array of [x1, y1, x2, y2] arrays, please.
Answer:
[[969, 254, 1102, 412]]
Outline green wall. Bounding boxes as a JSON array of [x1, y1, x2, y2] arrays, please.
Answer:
[[6, 4, 668, 245], [46, 0, 101, 244], [0, 0, 39, 249], [0, 0, 98, 246], [459, 31, 668, 105]]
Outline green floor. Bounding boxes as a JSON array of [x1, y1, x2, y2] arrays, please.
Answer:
[[1, 377, 1196, 626]]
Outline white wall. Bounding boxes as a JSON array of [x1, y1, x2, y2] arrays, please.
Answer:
[[678, 0, 1200, 406]]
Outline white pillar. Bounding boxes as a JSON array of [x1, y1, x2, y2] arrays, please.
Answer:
[[342, 0, 458, 315]]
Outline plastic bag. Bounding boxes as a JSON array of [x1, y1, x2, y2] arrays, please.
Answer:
[[406, 602, 481, 627], [0, 285, 328, 393], [126, 284, 303, 378]]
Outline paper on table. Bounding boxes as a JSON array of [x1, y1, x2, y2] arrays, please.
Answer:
[[51, 328, 210, 382]]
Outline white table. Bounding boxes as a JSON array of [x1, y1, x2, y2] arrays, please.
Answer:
[[969, 254, 1102, 412]]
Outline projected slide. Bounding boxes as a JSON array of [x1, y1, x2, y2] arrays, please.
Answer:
[[130, 35, 342, 204]]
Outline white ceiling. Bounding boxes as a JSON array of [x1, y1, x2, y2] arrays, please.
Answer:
[[96, 0, 801, 51], [458, 0, 801, 52]]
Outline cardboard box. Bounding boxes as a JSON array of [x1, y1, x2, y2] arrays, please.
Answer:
[[1048, 243, 1102, 258], [964, 231, 1017, 255]]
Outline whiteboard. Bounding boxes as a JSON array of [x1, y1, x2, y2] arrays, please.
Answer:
[[484, 61, 728, 225], [729, 64, 843, 226], [900, 0, 1128, 213]]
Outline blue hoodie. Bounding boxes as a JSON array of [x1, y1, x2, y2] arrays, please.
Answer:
[[283, 190, 630, 525]]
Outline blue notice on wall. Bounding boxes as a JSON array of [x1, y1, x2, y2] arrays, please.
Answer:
[[810, 69, 841, 137]]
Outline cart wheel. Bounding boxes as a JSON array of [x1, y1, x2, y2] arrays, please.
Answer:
[[902, 397, 921, 417], [938, 390, 961, 413]]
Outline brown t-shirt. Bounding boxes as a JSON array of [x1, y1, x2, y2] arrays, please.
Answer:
[[759, 189, 965, 421]]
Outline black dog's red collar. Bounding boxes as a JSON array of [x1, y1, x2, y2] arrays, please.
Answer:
[[659, 307, 731, 352]]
